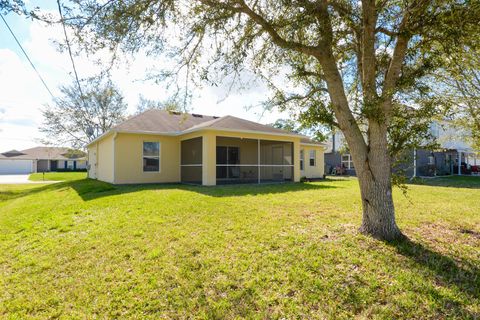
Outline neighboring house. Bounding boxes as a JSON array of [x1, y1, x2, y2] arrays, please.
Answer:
[[0, 147, 87, 174], [324, 132, 356, 175], [324, 121, 479, 177], [87, 110, 326, 185]]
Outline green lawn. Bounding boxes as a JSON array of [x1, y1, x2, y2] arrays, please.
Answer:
[[0, 175, 479, 319], [414, 175, 480, 188], [28, 171, 88, 182]]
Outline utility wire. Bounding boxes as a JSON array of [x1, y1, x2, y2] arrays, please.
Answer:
[[56, 0, 99, 137], [0, 13, 55, 99], [56, 0, 84, 98]]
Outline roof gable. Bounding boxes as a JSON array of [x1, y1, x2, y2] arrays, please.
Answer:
[[112, 109, 218, 133], [1, 150, 25, 157], [186, 115, 303, 136]]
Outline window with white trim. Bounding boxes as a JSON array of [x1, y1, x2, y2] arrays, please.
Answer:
[[309, 150, 316, 166], [143, 142, 160, 172], [341, 154, 354, 169], [300, 149, 304, 171]]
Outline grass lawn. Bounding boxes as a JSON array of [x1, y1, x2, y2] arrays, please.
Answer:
[[28, 171, 88, 182], [414, 175, 480, 188], [0, 175, 479, 319]]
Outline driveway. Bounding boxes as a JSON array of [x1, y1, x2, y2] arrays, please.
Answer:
[[0, 174, 54, 184]]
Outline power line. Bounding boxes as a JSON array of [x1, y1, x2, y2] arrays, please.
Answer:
[[0, 14, 55, 99], [56, 0, 98, 135], [56, 0, 84, 98]]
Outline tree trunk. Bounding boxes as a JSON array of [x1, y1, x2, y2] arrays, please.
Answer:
[[355, 123, 403, 241], [357, 169, 403, 241]]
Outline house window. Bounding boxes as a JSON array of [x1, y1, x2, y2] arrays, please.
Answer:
[[309, 150, 316, 166], [143, 142, 160, 172], [300, 149, 304, 171], [341, 154, 354, 169]]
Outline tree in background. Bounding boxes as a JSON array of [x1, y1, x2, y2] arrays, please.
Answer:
[[270, 119, 300, 134], [62, 0, 478, 240], [271, 118, 328, 142], [435, 47, 480, 151], [41, 77, 127, 149], [135, 95, 182, 115], [0, 0, 26, 14]]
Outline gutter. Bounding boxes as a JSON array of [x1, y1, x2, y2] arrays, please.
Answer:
[[300, 142, 328, 149]]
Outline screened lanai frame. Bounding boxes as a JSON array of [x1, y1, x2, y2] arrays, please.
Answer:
[[180, 137, 203, 184], [216, 136, 294, 184]]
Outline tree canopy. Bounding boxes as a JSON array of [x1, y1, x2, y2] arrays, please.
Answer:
[[434, 45, 480, 151], [135, 95, 182, 115], [41, 77, 127, 149]]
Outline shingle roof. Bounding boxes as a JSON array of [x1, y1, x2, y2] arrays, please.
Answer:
[[186, 115, 303, 136], [1, 150, 26, 157], [112, 109, 218, 133], [89, 109, 326, 147], [111, 110, 304, 136], [0, 147, 86, 160]]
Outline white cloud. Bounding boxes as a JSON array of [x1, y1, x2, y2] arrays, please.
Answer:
[[0, 48, 46, 151]]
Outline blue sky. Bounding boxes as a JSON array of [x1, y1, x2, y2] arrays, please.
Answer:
[[0, 5, 285, 151]]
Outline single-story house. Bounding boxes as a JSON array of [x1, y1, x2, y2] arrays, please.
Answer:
[[0, 147, 87, 174], [87, 110, 326, 185]]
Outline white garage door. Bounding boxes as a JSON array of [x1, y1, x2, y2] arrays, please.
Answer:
[[0, 159, 33, 174]]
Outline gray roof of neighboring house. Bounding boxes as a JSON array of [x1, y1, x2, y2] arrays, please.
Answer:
[[102, 109, 325, 146], [300, 137, 325, 146], [0, 147, 86, 160]]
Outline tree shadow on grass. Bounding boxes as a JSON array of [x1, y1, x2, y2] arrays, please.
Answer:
[[1, 178, 343, 203], [70, 178, 342, 201], [0, 183, 60, 202], [387, 236, 480, 316]]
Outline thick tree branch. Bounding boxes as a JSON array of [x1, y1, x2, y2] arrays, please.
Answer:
[[361, 0, 378, 101]]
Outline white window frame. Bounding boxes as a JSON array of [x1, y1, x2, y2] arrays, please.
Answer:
[[309, 150, 316, 167], [143, 141, 161, 173], [341, 153, 354, 170]]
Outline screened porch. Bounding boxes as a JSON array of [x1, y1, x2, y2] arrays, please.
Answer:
[[180, 135, 295, 185]]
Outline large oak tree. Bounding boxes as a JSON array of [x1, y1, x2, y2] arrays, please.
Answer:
[[63, 0, 478, 240]]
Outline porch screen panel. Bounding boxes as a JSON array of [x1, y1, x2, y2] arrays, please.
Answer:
[[260, 140, 294, 183], [216, 137, 259, 184], [181, 137, 202, 184]]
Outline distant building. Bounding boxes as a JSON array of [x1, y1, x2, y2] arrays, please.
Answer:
[[0, 147, 87, 174], [324, 121, 479, 177]]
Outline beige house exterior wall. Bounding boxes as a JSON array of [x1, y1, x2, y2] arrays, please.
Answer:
[[88, 129, 325, 185], [300, 145, 325, 179], [114, 133, 180, 184], [96, 133, 115, 183]]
